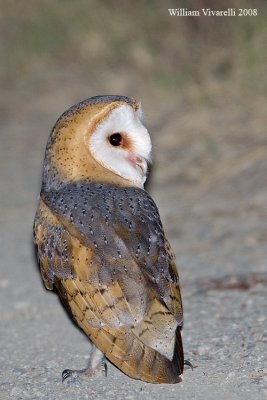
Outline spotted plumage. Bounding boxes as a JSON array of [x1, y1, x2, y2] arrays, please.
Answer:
[[34, 95, 184, 384]]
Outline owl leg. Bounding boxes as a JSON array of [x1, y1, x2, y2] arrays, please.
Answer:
[[62, 345, 107, 383]]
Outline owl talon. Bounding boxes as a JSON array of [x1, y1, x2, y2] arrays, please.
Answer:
[[184, 359, 194, 370], [62, 368, 77, 383], [103, 361, 108, 377]]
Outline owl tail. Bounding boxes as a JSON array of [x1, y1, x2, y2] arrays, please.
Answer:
[[90, 325, 184, 384], [55, 279, 184, 383]]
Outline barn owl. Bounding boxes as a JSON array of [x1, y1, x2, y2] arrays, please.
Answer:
[[33, 95, 186, 384]]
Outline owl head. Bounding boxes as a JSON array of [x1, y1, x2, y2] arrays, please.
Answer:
[[42, 95, 152, 191]]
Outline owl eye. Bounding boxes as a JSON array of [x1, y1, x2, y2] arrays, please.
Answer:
[[109, 133, 122, 146]]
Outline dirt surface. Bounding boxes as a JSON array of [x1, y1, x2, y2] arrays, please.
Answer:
[[1, 2, 267, 399], [0, 86, 266, 400]]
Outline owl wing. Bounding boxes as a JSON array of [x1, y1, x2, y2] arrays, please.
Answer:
[[34, 182, 183, 383]]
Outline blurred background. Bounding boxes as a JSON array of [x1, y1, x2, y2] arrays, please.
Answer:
[[1, 1, 267, 399]]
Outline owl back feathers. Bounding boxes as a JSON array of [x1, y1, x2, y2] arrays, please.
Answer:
[[34, 182, 184, 383]]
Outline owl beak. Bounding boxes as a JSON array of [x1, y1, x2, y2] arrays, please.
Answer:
[[136, 156, 148, 175], [127, 154, 148, 177]]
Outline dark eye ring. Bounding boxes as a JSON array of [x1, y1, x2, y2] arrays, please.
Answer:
[[109, 133, 122, 146]]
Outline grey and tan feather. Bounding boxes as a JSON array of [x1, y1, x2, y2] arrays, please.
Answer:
[[34, 95, 184, 384]]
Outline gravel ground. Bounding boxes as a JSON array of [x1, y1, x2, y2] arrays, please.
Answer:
[[0, 91, 266, 400]]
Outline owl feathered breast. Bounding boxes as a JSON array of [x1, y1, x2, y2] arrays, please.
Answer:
[[34, 181, 184, 383]]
